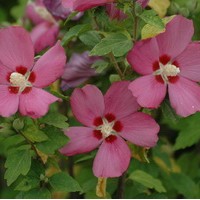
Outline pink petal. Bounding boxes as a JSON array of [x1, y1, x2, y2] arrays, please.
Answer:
[[0, 85, 19, 117], [0, 26, 34, 71], [136, 0, 150, 8], [30, 22, 59, 53], [128, 75, 167, 108], [104, 81, 140, 120], [0, 63, 12, 84], [61, 0, 74, 9], [19, 87, 58, 118], [176, 42, 200, 82], [156, 15, 194, 58], [60, 127, 101, 156], [71, 85, 105, 127], [127, 38, 159, 75], [72, 0, 114, 11], [32, 41, 66, 88], [119, 112, 159, 147], [93, 136, 131, 178], [168, 77, 200, 117]]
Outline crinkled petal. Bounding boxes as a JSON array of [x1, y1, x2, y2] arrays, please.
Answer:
[[60, 127, 101, 156], [71, 85, 105, 127], [0, 26, 34, 70], [72, 0, 114, 11], [0, 85, 19, 117], [127, 38, 159, 75], [176, 42, 200, 82], [32, 41, 66, 88], [93, 136, 131, 177], [119, 112, 159, 147], [129, 75, 167, 108], [168, 77, 200, 117], [19, 87, 58, 118], [104, 81, 140, 120], [156, 15, 194, 58], [30, 22, 59, 53]]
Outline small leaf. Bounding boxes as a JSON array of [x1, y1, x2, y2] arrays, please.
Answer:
[[79, 31, 101, 47], [62, 24, 91, 45], [21, 188, 51, 199], [129, 170, 166, 193], [22, 125, 48, 143], [92, 60, 109, 73], [5, 149, 32, 186], [39, 112, 68, 129], [90, 33, 133, 57], [49, 172, 83, 193], [109, 74, 121, 83]]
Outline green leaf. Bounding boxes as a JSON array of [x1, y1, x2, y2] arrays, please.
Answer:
[[169, 173, 199, 198], [20, 188, 51, 199], [174, 112, 200, 150], [36, 126, 68, 154], [79, 31, 101, 47], [109, 74, 121, 83], [22, 125, 48, 143], [129, 170, 166, 193], [90, 33, 133, 57], [91, 60, 109, 73], [39, 112, 68, 129], [13, 118, 24, 131], [62, 24, 91, 45], [5, 149, 32, 186], [11, 0, 28, 19], [49, 172, 83, 193], [139, 10, 165, 29]]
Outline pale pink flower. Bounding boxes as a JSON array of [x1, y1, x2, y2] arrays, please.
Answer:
[[26, 0, 59, 53], [136, 0, 149, 8], [62, 0, 114, 12], [0, 26, 66, 118], [61, 51, 100, 91], [127, 15, 200, 117], [105, 3, 127, 21], [60, 81, 159, 177]]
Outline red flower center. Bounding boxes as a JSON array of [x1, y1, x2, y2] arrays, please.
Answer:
[[8, 66, 36, 94], [93, 113, 123, 143], [152, 55, 180, 84]]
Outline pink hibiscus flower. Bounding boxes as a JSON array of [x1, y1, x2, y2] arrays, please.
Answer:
[[62, 0, 114, 12], [60, 81, 159, 177], [0, 26, 66, 118], [127, 15, 200, 117]]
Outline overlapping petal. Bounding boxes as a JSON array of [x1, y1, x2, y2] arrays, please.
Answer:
[[60, 127, 101, 156], [32, 41, 66, 88], [70, 85, 105, 127], [104, 81, 140, 119], [0, 26, 34, 70], [93, 136, 131, 177], [128, 75, 167, 108]]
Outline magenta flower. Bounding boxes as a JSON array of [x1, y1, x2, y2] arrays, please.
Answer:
[[60, 81, 159, 177], [62, 0, 114, 12], [61, 51, 99, 91], [0, 26, 66, 118], [136, 0, 149, 8], [105, 3, 127, 21], [127, 15, 200, 117]]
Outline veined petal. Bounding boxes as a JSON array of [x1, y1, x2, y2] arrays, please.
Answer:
[[0, 62, 12, 84], [119, 112, 159, 147], [0, 85, 19, 117], [70, 85, 105, 127], [19, 87, 58, 118], [0, 26, 34, 71], [128, 75, 167, 109], [127, 38, 159, 75], [32, 41, 66, 88], [60, 127, 101, 156], [168, 77, 200, 117], [156, 15, 194, 58], [176, 42, 200, 82], [104, 81, 140, 120], [93, 136, 131, 178]]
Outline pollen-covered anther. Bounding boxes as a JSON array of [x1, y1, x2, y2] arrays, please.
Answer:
[[9, 72, 32, 93]]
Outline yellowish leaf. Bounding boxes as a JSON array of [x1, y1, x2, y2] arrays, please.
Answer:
[[96, 177, 107, 198]]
